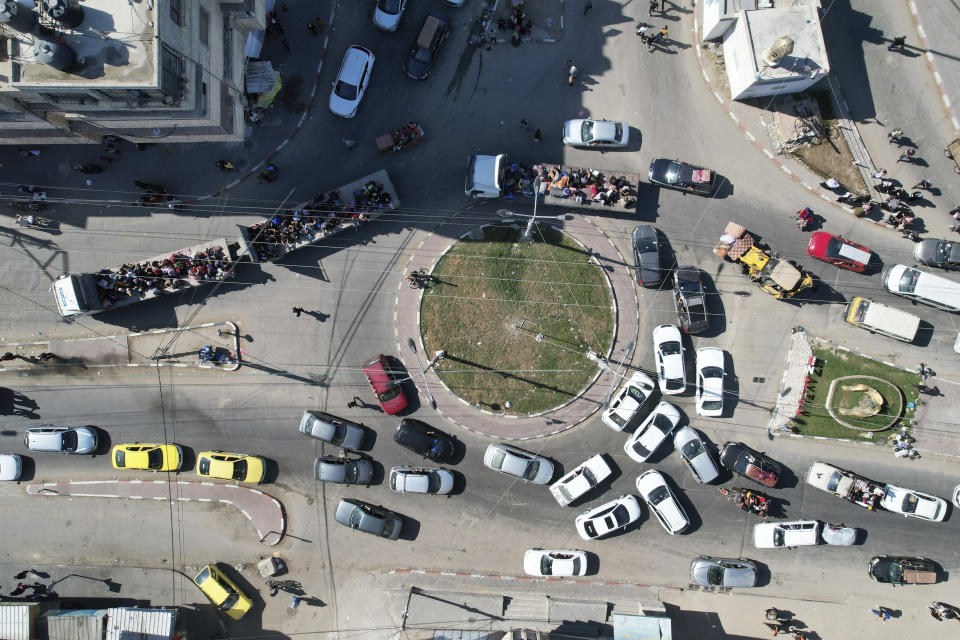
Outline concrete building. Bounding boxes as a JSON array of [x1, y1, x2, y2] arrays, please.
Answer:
[[0, 0, 268, 145], [721, 2, 829, 101]]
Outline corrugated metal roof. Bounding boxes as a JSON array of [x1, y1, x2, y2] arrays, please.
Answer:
[[104, 608, 177, 640], [45, 610, 106, 640], [0, 603, 37, 640]]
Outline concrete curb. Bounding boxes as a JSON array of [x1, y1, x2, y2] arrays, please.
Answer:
[[388, 568, 683, 592], [909, 0, 960, 136]]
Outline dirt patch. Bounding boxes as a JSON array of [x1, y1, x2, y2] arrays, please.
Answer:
[[420, 223, 614, 415]]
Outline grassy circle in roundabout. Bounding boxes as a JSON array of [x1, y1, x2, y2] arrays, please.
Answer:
[[825, 375, 904, 432], [420, 222, 615, 415]]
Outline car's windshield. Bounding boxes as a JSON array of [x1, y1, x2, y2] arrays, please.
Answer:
[[660, 341, 681, 356], [581, 468, 597, 485], [378, 385, 401, 402], [413, 48, 432, 63], [344, 463, 358, 483], [636, 238, 657, 253], [556, 485, 574, 503], [522, 461, 540, 481], [627, 386, 648, 405], [702, 399, 723, 411], [702, 366, 723, 379], [665, 378, 684, 391], [335, 80, 359, 101], [652, 413, 674, 433], [606, 410, 627, 428], [677, 274, 700, 292], [61, 431, 77, 451], [665, 161, 682, 183], [611, 504, 629, 526], [888, 562, 903, 583], [681, 438, 704, 459], [937, 242, 955, 262], [147, 448, 163, 469], [490, 449, 506, 469], [378, 0, 402, 14], [902, 493, 919, 513], [825, 236, 843, 258], [541, 556, 554, 575], [707, 566, 724, 586], [330, 424, 347, 446], [581, 120, 596, 142], [231, 460, 248, 481], [221, 593, 238, 611], [648, 486, 670, 505], [898, 268, 920, 293]]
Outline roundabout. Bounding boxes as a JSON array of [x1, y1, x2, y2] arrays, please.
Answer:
[[395, 212, 640, 439]]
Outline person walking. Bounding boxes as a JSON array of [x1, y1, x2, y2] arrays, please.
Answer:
[[871, 168, 887, 179], [292, 306, 304, 317], [307, 22, 317, 36], [871, 605, 892, 622], [649, 0, 658, 15], [568, 64, 577, 85], [533, 128, 542, 142], [913, 178, 932, 190], [636, 22, 651, 43], [347, 396, 361, 409], [897, 150, 910, 163], [583, 1, 592, 15], [887, 128, 903, 144], [888, 36, 906, 51]]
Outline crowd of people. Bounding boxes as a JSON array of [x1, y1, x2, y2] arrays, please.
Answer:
[[501, 163, 635, 208], [94, 246, 234, 307], [246, 181, 392, 262], [384, 122, 422, 152]]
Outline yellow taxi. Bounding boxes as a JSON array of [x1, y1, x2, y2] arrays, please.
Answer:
[[111, 443, 182, 471], [196, 451, 266, 483], [193, 563, 252, 620]]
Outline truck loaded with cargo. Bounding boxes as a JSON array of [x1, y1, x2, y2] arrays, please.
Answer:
[[464, 153, 639, 211], [714, 221, 814, 300], [52, 170, 400, 317], [805, 460, 885, 510]]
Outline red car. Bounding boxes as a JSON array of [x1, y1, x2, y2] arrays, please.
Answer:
[[361, 354, 408, 415], [806, 232, 871, 272]]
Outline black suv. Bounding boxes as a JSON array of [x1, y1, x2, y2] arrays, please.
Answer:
[[405, 13, 449, 80], [394, 418, 455, 462]]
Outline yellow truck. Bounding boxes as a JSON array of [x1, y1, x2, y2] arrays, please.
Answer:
[[714, 222, 814, 299]]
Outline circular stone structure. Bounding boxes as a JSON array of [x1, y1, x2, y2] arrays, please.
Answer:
[[825, 375, 904, 431], [419, 221, 615, 416]]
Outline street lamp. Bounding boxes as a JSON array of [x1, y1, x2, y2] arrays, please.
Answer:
[[406, 337, 447, 410], [521, 177, 542, 242]]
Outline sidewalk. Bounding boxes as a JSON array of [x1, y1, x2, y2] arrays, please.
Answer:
[[395, 211, 639, 440]]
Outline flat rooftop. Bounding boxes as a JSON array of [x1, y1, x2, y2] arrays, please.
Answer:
[[744, 3, 828, 78], [14, 0, 155, 86]]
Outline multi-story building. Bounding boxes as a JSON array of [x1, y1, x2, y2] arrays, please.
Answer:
[[0, 0, 267, 144]]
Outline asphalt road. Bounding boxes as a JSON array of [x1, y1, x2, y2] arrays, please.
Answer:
[[1, 0, 959, 629]]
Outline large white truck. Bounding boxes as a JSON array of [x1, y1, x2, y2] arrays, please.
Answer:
[[464, 153, 639, 212], [52, 239, 236, 317]]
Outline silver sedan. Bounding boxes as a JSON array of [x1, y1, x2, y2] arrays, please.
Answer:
[[690, 556, 758, 587], [562, 119, 630, 147], [483, 443, 554, 484]]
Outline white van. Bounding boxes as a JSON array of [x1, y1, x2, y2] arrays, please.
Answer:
[[844, 297, 920, 343], [882, 264, 960, 312]]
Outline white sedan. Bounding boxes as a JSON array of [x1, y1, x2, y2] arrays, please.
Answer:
[[373, 0, 407, 31], [0, 453, 22, 481], [483, 443, 554, 484], [636, 470, 689, 535], [549, 453, 612, 506], [653, 324, 686, 395], [329, 45, 375, 118], [696, 347, 725, 417], [575, 495, 642, 540], [881, 485, 947, 522], [623, 401, 681, 463], [602, 370, 656, 431], [673, 426, 719, 484], [562, 119, 629, 147], [753, 520, 821, 548], [523, 549, 589, 576]]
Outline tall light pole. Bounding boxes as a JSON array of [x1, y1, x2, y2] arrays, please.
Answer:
[[521, 177, 542, 242], [406, 337, 446, 410]]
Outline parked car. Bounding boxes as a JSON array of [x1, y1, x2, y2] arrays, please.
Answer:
[[673, 426, 719, 484], [334, 498, 403, 540], [632, 225, 662, 287], [753, 520, 820, 548], [653, 324, 686, 395], [111, 443, 182, 472], [483, 443, 554, 484], [914, 238, 960, 270], [361, 354, 408, 414], [690, 556, 758, 587], [314, 455, 374, 485], [648, 158, 717, 195], [562, 119, 629, 147], [719, 442, 782, 488], [673, 266, 709, 333], [394, 418, 455, 462], [868, 555, 938, 584], [0, 453, 22, 481], [329, 45, 375, 118], [695, 347, 725, 417], [624, 401, 681, 463], [549, 454, 612, 506], [881, 485, 947, 522], [389, 466, 454, 494], [806, 232, 872, 272], [196, 451, 266, 483], [24, 425, 97, 454], [373, 0, 407, 31], [636, 470, 689, 535], [523, 549, 589, 576], [405, 12, 449, 80], [575, 495, 642, 540], [299, 411, 366, 450], [601, 369, 656, 431], [193, 563, 253, 620]]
